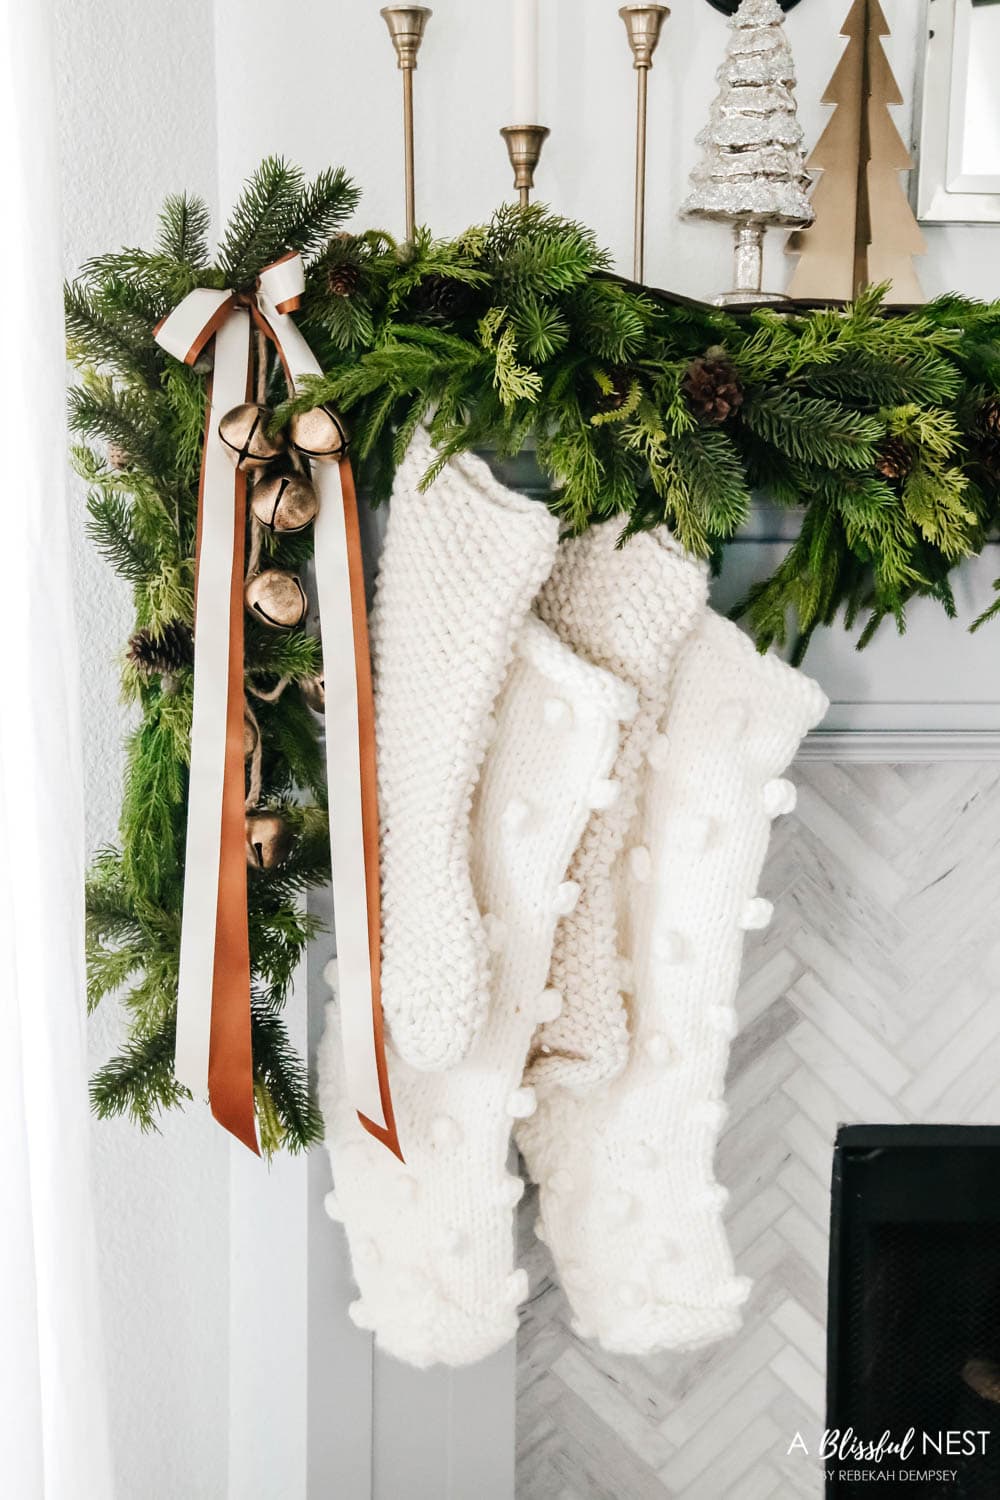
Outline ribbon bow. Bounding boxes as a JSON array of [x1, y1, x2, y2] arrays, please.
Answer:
[[155, 253, 401, 1160]]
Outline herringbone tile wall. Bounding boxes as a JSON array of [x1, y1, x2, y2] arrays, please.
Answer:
[[516, 762, 1000, 1499]]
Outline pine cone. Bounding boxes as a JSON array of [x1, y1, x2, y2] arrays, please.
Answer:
[[410, 273, 480, 323], [971, 395, 1000, 484], [595, 367, 635, 414], [127, 620, 194, 677], [875, 437, 913, 482], [326, 260, 361, 299], [976, 395, 1000, 444], [107, 440, 130, 470], [682, 347, 744, 425]]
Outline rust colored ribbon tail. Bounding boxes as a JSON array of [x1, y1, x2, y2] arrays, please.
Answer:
[[207, 455, 258, 1155], [339, 457, 401, 1159], [187, 370, 258, 1153]]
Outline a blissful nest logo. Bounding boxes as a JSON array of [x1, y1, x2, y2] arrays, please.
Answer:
[[788, 1428, 990, 1485]]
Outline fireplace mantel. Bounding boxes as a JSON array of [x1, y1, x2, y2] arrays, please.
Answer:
[[480, 453, 1000, 761]]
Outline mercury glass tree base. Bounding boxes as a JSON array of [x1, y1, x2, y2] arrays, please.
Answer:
[[713, 220, 792, 307], [714, 288, 789, 306]]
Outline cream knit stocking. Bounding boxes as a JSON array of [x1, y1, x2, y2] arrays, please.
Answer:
[[372, 432, 558, 1071], [518, 611, 827, 1355], [318, 615, 636, 1368], [527, 523, 707, 1091]]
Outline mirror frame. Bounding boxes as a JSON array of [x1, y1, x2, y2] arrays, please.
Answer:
[[913, 0, 1000, 223]]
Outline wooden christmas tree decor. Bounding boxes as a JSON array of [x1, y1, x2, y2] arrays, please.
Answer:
[[785, 0, 925, 304], [682, 0, 814, 304]]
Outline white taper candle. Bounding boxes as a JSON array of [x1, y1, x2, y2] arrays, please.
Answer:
[[512, 0, 540, 123]]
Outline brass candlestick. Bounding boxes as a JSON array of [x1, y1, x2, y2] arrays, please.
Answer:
[[380, 6, 432, 239], [500, 125, 550, 207], [619, 5, 669, 282]]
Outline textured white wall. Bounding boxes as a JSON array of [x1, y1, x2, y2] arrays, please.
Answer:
[[52, 4, 231, 1498], [211, 0, 994, 300], [56, 0, 999, 1496]]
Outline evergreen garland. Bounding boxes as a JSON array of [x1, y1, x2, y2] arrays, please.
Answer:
[[289, 227, 1000, 660], [69, 158, 1000, 1148]]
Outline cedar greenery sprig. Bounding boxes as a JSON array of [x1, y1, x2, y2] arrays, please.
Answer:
[[69, 158, 1000, 1149]]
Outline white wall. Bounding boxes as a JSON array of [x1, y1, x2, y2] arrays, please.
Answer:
[[55, 1, 999, 1496], [211, 0, 995, 299], [51, 5, 231, 1498]]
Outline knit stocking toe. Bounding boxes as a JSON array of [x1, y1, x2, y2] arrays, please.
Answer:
[[519, 611, 827, 1354], [373, 433, 558, 1071], [319, 616, 636, 1368]]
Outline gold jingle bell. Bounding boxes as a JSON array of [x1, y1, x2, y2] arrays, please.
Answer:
[[219, 403, 287, 471], [289, 404, 348, 463], [245, 810, 292, 870], [301, 674, 325, 713], [250, 471, 319, 533], [244, 569, 308, 630]]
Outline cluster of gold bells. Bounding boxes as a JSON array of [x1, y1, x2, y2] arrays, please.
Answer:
[[217, 398, 347, 870], [218, 399, 348, 627]]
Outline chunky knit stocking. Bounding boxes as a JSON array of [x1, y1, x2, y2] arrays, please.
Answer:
[[527, 523, 707, 1091], [518, 611, 827, 1355], [372, 432, 558, 1071], [318, 615, 636, 1368]]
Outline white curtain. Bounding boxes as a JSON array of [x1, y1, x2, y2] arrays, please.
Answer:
[[0, 3, 114, 1496]]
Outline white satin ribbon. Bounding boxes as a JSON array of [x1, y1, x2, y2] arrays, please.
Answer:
[[175, 308, 249, 1099]]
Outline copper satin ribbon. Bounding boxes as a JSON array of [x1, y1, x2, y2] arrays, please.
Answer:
[[155, 255, 401, 1160]]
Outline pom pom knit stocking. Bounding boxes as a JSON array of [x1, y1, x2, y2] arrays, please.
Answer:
[[372, 432, 558, 1071], [527, 523, 707, 1092], [318, 615, 637, 1368], [518, 611, 827, 1355]]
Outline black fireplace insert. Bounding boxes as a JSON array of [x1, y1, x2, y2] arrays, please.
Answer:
[[827, 1126, 1000, 1499]]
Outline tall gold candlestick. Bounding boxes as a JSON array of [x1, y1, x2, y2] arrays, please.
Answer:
[[380, 6, 432, 239], [500, 124, 550, 207], [619, 5, 669, 283]]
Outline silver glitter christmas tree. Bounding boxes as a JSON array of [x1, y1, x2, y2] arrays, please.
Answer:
[[682, 0, 813, 304]]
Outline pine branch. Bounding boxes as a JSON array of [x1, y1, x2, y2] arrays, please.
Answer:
[[488, 204, 610, 299], [569, 280, 648, 363], [119, 713, 185, 906], [972, 582, 1000, 632], [65, 282, 162, 384], [86, 940, 145, 1012], [807, 349, 961, 409], [250, 1005, 324, 1155], [740, 388, 882, 469], [90, 1024, 188, 1131], [156, 192, 212, 266], [217, 156, 304, 286], [246, 625, 323, 681], [673, 426, 751, 541], [284, 167, 361, 260], [69, 378, 161, 472], [86, 490, 160, 583]]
